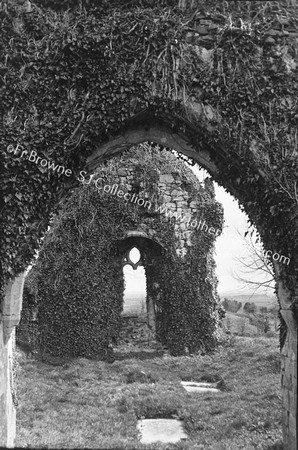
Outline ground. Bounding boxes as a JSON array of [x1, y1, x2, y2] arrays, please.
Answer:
[[14, 335, 282, 449]]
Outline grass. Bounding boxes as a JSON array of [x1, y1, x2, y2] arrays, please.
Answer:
[[14, 335, 282, 449]]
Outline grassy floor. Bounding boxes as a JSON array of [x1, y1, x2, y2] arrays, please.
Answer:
[[15, 336, 282, 449]]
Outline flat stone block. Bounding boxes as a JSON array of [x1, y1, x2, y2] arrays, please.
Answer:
[[282, 409, 289, 427], [137, 419, 187, 444], [288, 412, 296, 432], [196, 26, 208, 35], [181, 381, 220, 393]]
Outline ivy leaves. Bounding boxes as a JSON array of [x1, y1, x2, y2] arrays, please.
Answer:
[[1, 1, 297, 288]]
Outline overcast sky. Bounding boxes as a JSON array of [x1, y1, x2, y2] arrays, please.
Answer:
[[124, 164, 274, 298]]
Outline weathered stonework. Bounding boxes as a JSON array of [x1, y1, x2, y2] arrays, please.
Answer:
[[0, 273, 26, 448], [2, 274, 26, 345], [0, 325, 15, 448], [1, 0, 297, 447], [17, 149, 222, 355], [280, 309, 298, 450], [95, 155, 220, 259], [118, 315, 156, 347]]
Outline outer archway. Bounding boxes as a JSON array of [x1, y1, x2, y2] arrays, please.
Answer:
[[1, 0, 297, 447], [2, 123, 297, 446]]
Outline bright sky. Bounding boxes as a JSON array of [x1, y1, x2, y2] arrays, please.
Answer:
[[124, 163, 274, 298]]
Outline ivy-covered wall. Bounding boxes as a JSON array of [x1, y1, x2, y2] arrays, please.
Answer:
[[1, 0, 297, 447], [1, 1, 297, 290], [17, 145, 223, 358]]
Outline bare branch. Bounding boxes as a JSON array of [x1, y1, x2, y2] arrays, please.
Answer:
[[232, 227, 275, 292]]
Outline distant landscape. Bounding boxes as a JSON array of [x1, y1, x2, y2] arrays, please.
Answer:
[[219, 293, 278, 309], [123, 291, 278, 314], [122, 291, 146, 315]]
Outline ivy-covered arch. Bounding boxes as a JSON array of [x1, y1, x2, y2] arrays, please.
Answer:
[[1, 0, 297, 447], [16, 144, 222, 359]]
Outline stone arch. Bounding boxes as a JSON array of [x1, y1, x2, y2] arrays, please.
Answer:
[[15, 146, 222, 360], [84, 128, 297, 447], [1, 0, 298, 446], [1, 121, 297, 450], [87, 118, 220, 177], [118, 234, 167, 345], [1, 122, 297, 447]]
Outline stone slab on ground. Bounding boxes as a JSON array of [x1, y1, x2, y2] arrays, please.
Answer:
[[137, 418, 188, 444], [181, 381, 220, 393]]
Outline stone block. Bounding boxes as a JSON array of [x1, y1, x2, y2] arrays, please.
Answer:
[[283, 389, 290, 410], [177, 201, 188, 207], [163, 194, 172, 203], [0, 326, 16, 447], [288, 413, 296, 438], [185, 32, 194, 43], [2, 272, 26, 345], [196, 26, 208, 35], [173, 196, 185, 202], [160, 174, 174, 183], [158, 184, 166, 191], [292, 390, 297, 414], [288, 433, 297, 450], [282, 409, 289, 428], [283, 369, 293, 390], [171, 189, 181, 196], [204, 104, 216, 121], [166, 203, 177, 210]]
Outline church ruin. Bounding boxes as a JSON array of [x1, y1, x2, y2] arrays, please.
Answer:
[[17, 144, 224, 357]]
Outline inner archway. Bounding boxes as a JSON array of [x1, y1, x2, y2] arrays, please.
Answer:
[[120, 247, 149, 346], [117, 234, 169, 349], [122, 247, 147, 316]]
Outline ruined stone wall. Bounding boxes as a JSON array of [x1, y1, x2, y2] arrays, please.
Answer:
[[0, 325, 15, 448], [83, 148, 221, 347], [280, 310, 297, 450], [17, 147, 222, 355], [0, 273, 26, 448], [94, 150, 219, 259], [1, 1, 297, 447]]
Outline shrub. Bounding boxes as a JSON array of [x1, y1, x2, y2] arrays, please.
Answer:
[[243, 302, 257, 314], [221, 298, 242, 313]]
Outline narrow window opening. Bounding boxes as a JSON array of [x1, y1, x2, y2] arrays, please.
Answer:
[[122, 247, 146, 316]]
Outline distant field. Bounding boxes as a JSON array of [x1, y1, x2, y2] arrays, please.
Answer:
[[220, 294, 278, 310], [122, 291, 146, 315]]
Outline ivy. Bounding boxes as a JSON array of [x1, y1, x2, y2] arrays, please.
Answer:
[[17, 146, 224, 357], [1, 1, 298, 332]]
